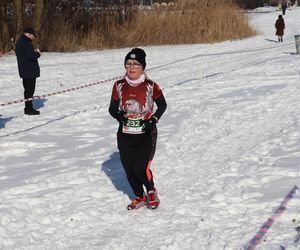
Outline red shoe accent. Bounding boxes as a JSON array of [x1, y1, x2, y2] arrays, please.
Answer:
[[127, 196, 147, 210], [147, 188, 160, 209]]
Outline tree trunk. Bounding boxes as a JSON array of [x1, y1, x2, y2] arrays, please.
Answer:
[[13, 0, 24, 43], [39, 0, 60, 51], [32, 0, 45, 49], [0, 0, 11, 52], [33, 0, 44, 36]]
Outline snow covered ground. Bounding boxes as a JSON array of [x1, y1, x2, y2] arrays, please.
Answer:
[[1, 6, 300, 250]]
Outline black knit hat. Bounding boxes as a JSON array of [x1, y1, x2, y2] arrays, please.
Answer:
[[124, 48, 146, 69], [23, 27, 37, 37]]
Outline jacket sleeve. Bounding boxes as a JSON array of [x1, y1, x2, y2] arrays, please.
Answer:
[[109, 98, 119, 120], [25, 42, 40, 61], [153, 94, 167, 120]]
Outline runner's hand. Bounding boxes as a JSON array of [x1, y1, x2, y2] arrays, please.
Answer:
[[143, 116, 158, 134], [116, 110, 128, 123]]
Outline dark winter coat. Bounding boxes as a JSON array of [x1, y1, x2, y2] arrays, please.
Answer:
[[282, 2, 287, 11], [275, 17, 285, 36], [15, 35, 40, 79]]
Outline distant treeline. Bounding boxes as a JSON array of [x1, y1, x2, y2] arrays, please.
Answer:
[[0, 0, 256, 53], [236, 0, 297, 9], [235, 0, 273, 9]]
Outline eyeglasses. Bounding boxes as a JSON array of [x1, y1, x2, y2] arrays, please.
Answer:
[[125, 62, 142, 69]]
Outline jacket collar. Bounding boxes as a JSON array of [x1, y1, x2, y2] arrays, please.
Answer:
[[22, 34, 32, 42]]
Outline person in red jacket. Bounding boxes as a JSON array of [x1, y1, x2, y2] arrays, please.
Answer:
[[109, 48, 167, 210], [275, 15, 285, 42]]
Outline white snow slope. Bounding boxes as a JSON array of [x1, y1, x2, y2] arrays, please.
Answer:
[[1, 6, 300, 250]]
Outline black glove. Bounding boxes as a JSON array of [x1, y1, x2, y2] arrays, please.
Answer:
[[142, 116, 158, 134], [116, 110, 128, 123]]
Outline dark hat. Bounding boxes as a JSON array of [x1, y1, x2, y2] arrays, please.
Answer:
[[124, 48, 146, 69], [23, 27, 37, 37]]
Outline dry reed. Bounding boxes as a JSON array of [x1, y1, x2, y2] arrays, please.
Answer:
[[45, 0, 256, 52]]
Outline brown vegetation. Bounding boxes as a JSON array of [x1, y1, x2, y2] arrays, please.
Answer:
[[117, 0, 257, 46], [0, 0, 256, 53]]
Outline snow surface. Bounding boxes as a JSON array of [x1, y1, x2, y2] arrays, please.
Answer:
[[1, 6, 300, 250]]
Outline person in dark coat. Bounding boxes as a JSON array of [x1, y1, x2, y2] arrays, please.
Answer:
[[281, 1, 287, 15], [275, 15, 285, 42], [15, 27, 41, 115]]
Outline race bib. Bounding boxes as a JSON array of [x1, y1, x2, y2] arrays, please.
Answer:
[[122, 118, 144, 134]]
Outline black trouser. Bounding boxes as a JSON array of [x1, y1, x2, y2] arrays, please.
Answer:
[[22, 78, 36, 110], [117, 129, 157, 198]]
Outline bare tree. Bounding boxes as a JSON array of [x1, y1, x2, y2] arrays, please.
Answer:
[[32, 0, 45, 49], [0, 0, 11, 52], [33, 0, 44, 34], [13, 0, 24, 41]]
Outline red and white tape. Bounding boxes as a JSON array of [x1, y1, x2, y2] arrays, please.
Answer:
[[1, 42, 294, 108], [245, 185, 299, 250], [0, 75, 123, 107]]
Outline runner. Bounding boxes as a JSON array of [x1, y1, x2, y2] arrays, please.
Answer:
[[109, 48, 167, 210]]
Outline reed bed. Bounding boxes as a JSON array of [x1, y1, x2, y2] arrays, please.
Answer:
[[44, 0, 256, 52]]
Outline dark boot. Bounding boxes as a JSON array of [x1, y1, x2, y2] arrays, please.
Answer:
[[24, 108, 40, 115], [25, 100, 33, 111]]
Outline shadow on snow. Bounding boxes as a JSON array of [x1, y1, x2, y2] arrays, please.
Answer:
[[0, 114, 15, 129], [33, 98, 47, 110], [0, 98, 46, 131], [0, 105, 101, 138], [102, 152, 134, 199]]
